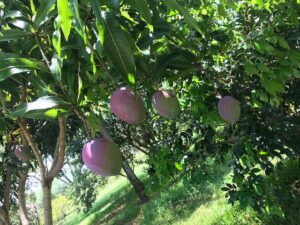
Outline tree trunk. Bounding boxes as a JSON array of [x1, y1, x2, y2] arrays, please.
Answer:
[[0, 207, 10, 225], [1, 166, 12, 225], [42, 181, 53, 225], [19, 125, 30, 225], [122, 160, 148, 204], [18, 165, 30, 225]]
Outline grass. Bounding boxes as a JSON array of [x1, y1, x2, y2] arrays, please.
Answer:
[[59, 156, 264, 225]]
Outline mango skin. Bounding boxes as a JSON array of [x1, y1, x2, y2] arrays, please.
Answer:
[[82, 138, 122, 177], [218, 96, 241, 123], [110, 87, 146, 124], [15, 145, 31, 162], [152, 90, 180, 119]]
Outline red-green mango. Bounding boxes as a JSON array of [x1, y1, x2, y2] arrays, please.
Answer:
[[110, 87, 146, 124], [82, 138, 122, 176], [152, 90, 180, 119]]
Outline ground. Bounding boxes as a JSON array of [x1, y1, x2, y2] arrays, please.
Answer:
[[54, 157, 264, 225]]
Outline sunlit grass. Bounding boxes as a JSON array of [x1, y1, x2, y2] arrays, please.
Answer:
[[60, 155, 263, 225]]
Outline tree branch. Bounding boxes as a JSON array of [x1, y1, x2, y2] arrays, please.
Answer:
[[18, 164, 30, 225], [28, 175, 41, 182], [18, 120, 46, 181], [73, 108, 92, 138], [99, 121, 114, 142], [47, 117, 67, 180], [34, 31, 51, 69], [60, 170, 73, 184], [51, 139, 60, 171], [18, 113, 31, 225], [130, 143, 149, 155], [3, 166, 12, 214]]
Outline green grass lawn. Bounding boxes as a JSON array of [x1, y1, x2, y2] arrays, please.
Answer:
[[58, 157, 265, 225]]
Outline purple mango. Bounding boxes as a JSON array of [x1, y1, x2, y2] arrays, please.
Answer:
[[152, 90, 180, 119], [218, 96, 241, 123], [82, 138, 122, 176], [110, 87, 146, 124]]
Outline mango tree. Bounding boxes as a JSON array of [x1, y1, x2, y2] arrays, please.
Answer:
[[0, 0, 149, 223], [1, 0, 300, 223]]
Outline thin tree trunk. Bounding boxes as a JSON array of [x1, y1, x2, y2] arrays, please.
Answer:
[[1, 166, 12, 225], [18, 125, 30, 225], [0, 207, 10, 225], [18, 165, 30, 225], [42, 181, 53, 225], [19, 117, 67, 225], [122, 159, 148, 204]]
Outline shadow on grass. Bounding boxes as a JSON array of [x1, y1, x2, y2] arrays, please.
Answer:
[[63, 160, 232, 225], [75, 183, 141, 225], [139, 163, 231, 225], [62, 179, 138, 225]]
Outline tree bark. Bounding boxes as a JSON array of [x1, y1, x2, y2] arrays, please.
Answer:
[[122, 159, 148, 204], [1, 165, 12, 225], [42, 181, 53, 225], [18, 124, 31, 225], [47, 117, 67, 180], [0, 207, 10, 225], [41, 117, 67, 225], [3, 170, 12, 215], [18, 165, 30, 225]]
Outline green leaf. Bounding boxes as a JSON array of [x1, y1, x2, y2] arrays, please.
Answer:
[[90, 52, 96, 74], [254, 41, 265, 54], [0, 29, 31, 42], [259, 150, 268, 155], [266, 36, 278, 45], [31, 75, 54, 96], [57, 0, 73, 40], [0, 54, 48, 82], [70, 0, 86, 42], [34, 0, 56, 27], [77, 74, 82, 102], [10, 96, 68, 118], [261, 78, 285, 96], [92, 3, 136, 85], [64, 65, 76, 89], [175, 162, 183, 171], [289, 8, 298, 26], [50, 55, 62, 82], [278, 38, 290, 49], [165, 0, 203, 35], [245, 61, 258, 74], [217, 4, 227, 18], [52, 29, 61, 58], [30, 0, 36, 14], [154, 53, 179, 79], [125, 0, 153, 31], [251, 0, 263, 8], [22, 108, 68, 119], [257, 63, 273, 74]]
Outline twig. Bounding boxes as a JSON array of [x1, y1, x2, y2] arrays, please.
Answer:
[[34, 30, 51, 69], [73, 108, 92, 137]]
